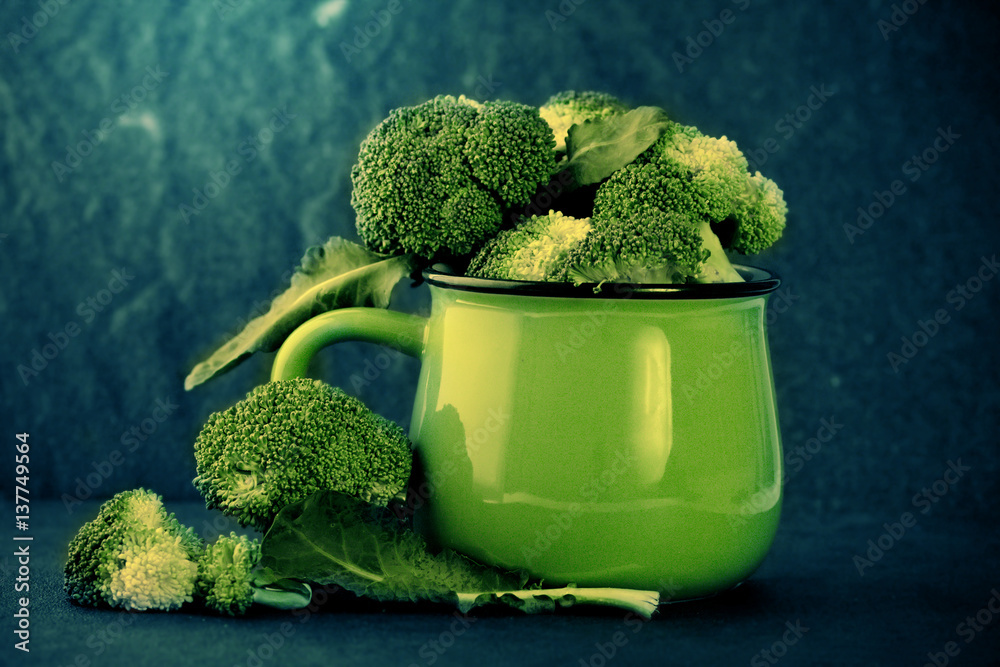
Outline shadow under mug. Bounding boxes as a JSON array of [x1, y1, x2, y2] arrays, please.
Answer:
[[271, 266, 783, 600]]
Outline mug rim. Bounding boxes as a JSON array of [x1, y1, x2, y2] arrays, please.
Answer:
[[423, 264, 781, 299]]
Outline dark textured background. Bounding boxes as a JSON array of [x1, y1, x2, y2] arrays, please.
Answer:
[[2, 0, 998, 665]]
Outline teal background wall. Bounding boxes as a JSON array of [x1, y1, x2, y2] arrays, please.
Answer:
[[1, 0, 997, 530]]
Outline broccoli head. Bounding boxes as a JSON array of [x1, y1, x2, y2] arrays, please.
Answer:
[[64, 488, 203, 611], [540, 90, 630, 154], [463, 118, 786, 286], [731, 171, 789, 255], [564, 206, 722, 285], [193, 378, 413, 532], [590, 122, 787, 282], [351, 95, 556, 260], [196, 532, 261, 616], [466, 205, 737, 286], [467, 210, 592, 281]]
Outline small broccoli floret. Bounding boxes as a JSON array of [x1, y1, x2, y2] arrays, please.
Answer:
[[731, 172, 788, 254], [540, 90, 630, 153], [351, 95, 556, 260], [465, 100, 561, 206], [467, 210, 592, 281], [564, 207, 725, 285], [601, 126, 748, 225], [196, 533, 261, 616], [587, 122, 786, 283], [193, 378, 413, 532], [64, 489, 203, 611]]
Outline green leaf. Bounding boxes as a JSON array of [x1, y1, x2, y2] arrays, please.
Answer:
[[184, 238, 416, 390], [255, 491, 661, 618], [563, 106, 674, 186], [254, 491, 526, 606]]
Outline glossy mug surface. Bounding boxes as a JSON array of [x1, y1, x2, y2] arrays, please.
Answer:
[[271, 267, 783, 600]]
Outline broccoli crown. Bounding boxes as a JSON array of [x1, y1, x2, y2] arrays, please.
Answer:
[[731, 171, 789, 254], [64, 488, 203, 611], [564, 206, 713, 286], [601, 125, 745, 222], [351, 95, 556, 260], [575, 122, 786, 284], [467, 210, 592, 281], [193, 378, 413, 532], [196, 533, 261, 616], [597, 122, 786, 257], [540, 90, 630, 153]]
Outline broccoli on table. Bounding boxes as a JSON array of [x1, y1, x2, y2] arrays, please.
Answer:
[[193, 378, 413, 532], [64, 488, 203, 611], [64, 490, 312, 614], [196, 532, 261, 616], [539, 90, 630, 154], [350, 95, 557, 260]]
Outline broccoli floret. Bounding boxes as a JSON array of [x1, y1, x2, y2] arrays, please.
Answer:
[[731, 171, 789, 254], [193, 378, 413, 532], [465, 115, 785, 286], [351, 95, 556, 260], [64, 490, 312, 614], [194, 531, 311, 615], [564, 206, 726, 285], [467, 210, 592, 281], [540, 90, 630, 154], [586, 122, 787, 283], [64, 488, 203, 611], [196, 532, 261, 616], [600, 126, 748, 227]]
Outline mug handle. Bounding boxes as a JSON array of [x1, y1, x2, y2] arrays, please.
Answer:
[[270, 308, 427, 381]]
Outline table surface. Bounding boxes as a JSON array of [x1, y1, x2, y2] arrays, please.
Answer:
[[4, 501, 998, 667]]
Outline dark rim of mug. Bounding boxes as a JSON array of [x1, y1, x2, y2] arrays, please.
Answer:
[[423, 264, 781, 299]]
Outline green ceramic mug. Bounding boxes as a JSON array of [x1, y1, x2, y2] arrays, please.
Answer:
[[270, 266, 783, 600]]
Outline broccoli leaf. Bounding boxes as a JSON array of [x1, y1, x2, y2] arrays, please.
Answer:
[[254, 491, 526, 606], [254, 491, 660, 618], [185, 237, 415, 391], [563, 106, 674, 186]]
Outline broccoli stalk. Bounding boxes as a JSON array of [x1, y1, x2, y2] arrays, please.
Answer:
[[456, 587, 660, 619], [193, 378, 413, 533], [692, 220, 745, 283]]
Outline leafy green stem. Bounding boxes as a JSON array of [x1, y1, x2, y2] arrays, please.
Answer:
[[457, 586, 660, 619]]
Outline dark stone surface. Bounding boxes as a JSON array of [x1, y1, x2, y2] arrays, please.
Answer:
[[2, 0, 998, 664], [3, 501, 998, 666]]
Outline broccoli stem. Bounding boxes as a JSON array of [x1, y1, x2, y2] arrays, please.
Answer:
[[251, 581, 313, 610], [695, 221, 744, 283], [456, 586, 660, 619]]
